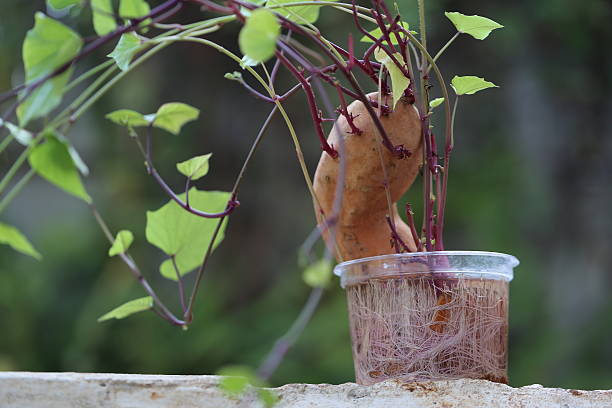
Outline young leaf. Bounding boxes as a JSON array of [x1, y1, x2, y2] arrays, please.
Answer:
[[429, 97, 445, 109], [28, 132, 91, 203], [176, 153, 212, 181], [119, 0, 150, 19], [151, 103, 200, 135], [302, 258, 332, 288], [360, 22, 414, 45], [266, 0, 324, 24], [0, 119, 33, 146], [0, 222, 41, 260], [145, 189, 230, 280], [240, 55, 259, 68], [48, 0, 81, 9], [451, 75, 498, 95], [224, 71, 242, 81], [106, 109, 149, 127], [107, 33, 143, 71], [239, 9, 280, 63], [444, 12, 503, 40], [18, 13, 83, 126], [97, 296, 153, 322], [108, 230, 134, 256], [374, 48, 410, 109], [92, 0, 117, 36]]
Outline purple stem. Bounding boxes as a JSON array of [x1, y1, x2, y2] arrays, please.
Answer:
[[275, 50, 338, 158], [406, 204, 423, 251], [171, 255, 187, 313], [386, 215, 410, 253], [145, 125, 239, 218], [257, 287, 324, 381], [91, 204, 185, 326]]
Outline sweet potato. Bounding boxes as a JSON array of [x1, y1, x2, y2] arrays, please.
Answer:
[[313, 91, 423, 261]]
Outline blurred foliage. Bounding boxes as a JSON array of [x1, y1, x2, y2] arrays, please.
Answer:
[[1, 0, 611, 390]]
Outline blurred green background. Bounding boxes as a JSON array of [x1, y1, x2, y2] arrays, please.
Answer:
[[1, 0, 611, 390]]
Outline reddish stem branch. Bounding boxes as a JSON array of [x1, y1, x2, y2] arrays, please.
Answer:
[[405, 204, 423, 252], [145, 125, 239, 218], [275, 49, 338, 158], [386, 215, 410, 253], [333, 81, 362, 135]]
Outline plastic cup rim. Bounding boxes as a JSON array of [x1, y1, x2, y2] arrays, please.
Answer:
[[333, 250, 520, 278]]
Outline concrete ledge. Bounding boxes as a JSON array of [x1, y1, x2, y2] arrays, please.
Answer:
[[1, 372, 611, 407]]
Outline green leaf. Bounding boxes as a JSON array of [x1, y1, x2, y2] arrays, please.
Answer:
[[444, 12, 503, 40], [48, 0, 81, 9], [97, 296, 153, 322], [360, 22, 414, 45], [0, 222, 41, 260], [106, 103, 199, 134], [176, 153, 212, 181], [28, 132, 91, 203], [224, 71, 242, 81], [92, 0, 117, 36], [429, 97, 445, 109], [151, 103, 200, 135], [266, 0, 327, 24], [218, 366, 256, 396], [217, 366, 276, 406], [0, 119, 33, 146], [18, 13, 83, 126], [107, 33, 143, 71], [240, 55, 259, 68], [119, 0, 151, 19], [258, 389, 278, 408], [108, 230, 134, 256], [106, 109, 149, 127], [145, 189, 230, 280], [374, 48, 410, 109], [239, 9, 280, 63], [302, 258, 332, 288], [451, 75, 498, 95]]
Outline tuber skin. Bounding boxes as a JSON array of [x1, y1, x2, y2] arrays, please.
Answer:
[[313, 91, 423, 261]]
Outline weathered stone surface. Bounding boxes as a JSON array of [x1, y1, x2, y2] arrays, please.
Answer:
[[0, 372, 611, 407]]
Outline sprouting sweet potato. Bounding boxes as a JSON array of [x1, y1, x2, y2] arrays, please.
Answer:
[[313, 91, 423, 261]]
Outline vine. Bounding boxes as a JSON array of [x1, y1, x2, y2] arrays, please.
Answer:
[[0, 0, 504, 393]]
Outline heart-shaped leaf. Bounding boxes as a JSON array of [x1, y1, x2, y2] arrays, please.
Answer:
[[176, 153, 212, 181], [0, 222, 41, 260], [28, 132, 91, 203], [92, 0, 117, 36], [97, 296, 153, 322], [451, 75, 498, 95], [445, 12, 503, 40], [108, 230, 134, 256], [239, 9, 280, 63], [119, 0, 150, 18], [151, 103, 200, 135], [18, 13, 83, 126], [108, 33, 143, 71], [374, 48, 410, 108], [146, 188, 230, 280], [429, 97, 445, 109]]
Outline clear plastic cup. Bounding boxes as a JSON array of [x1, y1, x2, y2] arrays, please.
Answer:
[[334, 251, 519, 385]]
